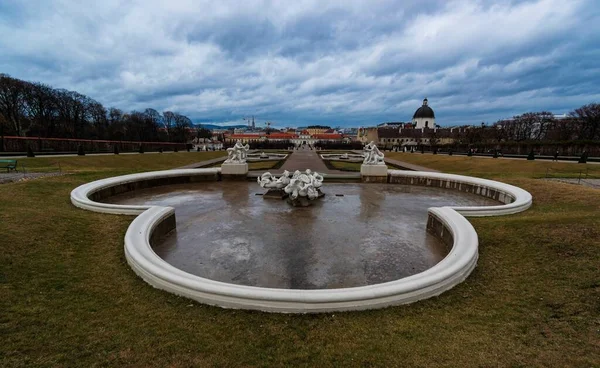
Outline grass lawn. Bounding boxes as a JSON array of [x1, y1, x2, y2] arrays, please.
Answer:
[[386, 152, 600, 179], [1, 153, 599, 367], [16, 151, 227, 174], [327, 160, 362, 172], [206, 160, 285, 170], [318, 150, 356, 154], [326, 159, 409, 172], [248, 160, 284, 170]]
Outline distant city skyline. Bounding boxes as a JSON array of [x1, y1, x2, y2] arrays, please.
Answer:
[[1, 0, 599, 127]]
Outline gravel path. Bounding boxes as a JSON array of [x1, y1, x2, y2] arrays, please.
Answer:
[[544, 178, 600, 189], [0, 172, 63, 184]]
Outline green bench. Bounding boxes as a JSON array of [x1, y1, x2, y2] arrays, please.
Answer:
[[0, 159, 18, 173]]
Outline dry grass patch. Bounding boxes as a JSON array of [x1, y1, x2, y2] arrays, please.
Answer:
[[17, 151, 226, 173], [386, 152, 600, 179]]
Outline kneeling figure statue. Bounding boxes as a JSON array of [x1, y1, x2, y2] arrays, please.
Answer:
[[363, 141, 385, 165]]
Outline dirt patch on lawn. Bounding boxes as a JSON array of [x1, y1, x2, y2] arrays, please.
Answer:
[[543, 178, 600, 189], [0, 172, 64, 184]]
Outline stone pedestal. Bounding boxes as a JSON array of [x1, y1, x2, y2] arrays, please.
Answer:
[[360, 164, 388, 183], [287, 196, 312, 207], [221, 163, 248, 180], [286, 191, 324, 207], [263, 188, 288, 199]]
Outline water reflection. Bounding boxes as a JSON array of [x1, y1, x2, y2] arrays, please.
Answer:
[[106, 182, 498, 289]]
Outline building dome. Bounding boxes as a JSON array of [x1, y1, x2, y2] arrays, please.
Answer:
[[412, 98, 435, 119]]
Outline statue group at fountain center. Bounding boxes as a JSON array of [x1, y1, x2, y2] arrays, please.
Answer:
[[363, 141, 385, 165], [225, 141, 250, 163], [258, 169, 324, 205]]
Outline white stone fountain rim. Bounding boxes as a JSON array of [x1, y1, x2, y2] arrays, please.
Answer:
[[70, 169, 532, 312]]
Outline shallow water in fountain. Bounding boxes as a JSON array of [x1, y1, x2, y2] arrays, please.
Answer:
[[105, 182, 498, 289]]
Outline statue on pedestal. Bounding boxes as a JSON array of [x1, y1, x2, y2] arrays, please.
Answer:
[[225, 140, 249, 164], [363, 141, 385, 165]]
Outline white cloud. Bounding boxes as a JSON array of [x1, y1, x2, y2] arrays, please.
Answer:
[[0, 0, 598, 126]]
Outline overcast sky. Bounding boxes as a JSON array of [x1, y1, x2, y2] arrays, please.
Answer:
[[1, 0, 599, 128]]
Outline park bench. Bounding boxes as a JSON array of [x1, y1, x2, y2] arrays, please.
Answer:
[[0, 159, 18, 173]]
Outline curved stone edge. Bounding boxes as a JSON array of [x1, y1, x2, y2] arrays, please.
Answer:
[[70, 168, 532, 313], [388, 170, 532, 217], [70, 168, 221, 215], [125, 206, 478, 313]]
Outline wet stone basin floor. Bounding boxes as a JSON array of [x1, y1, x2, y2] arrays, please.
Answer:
[[105, 182, 498, 289]]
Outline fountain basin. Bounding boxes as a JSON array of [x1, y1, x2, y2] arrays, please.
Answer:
[[246, 152, 288, 161], [70, 169, 532, 313], [320, 153, 364, 163]]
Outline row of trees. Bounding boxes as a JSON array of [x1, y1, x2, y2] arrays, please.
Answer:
[[0, 74, 210, 143], [421, 106, 600, 149], [492, 106, 600, 142]]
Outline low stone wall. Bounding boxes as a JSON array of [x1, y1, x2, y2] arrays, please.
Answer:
[[90, 172, 219, 201], [70, 168, 221, 215], [427, 212, 454, 251], [149, 212, 177, 245], [388, 170, 532, 217], [389, 175, 513, 204]]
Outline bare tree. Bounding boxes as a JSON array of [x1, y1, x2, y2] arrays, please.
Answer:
[[0, 74, 28, 136], [88, 101, 108, 139], [23, 82, 57, 137], [172, 113, 192, 143], [571, 103, 600, 140], [162, 111, 177, 141]]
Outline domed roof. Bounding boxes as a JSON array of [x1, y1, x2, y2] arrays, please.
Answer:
[[413, 98, 435, 119]]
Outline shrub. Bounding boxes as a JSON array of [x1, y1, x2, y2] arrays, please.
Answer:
[[138, 145, 144, 154], [77, 145, 85, 156], [527, 150, 535, 160]]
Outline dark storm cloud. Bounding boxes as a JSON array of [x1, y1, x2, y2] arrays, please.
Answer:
[[1, 0, 599, 127]]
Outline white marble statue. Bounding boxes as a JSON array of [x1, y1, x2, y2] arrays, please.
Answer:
[[225, 140, 250, 163], [363, 141, 385, 165], [285, 169, 324, 200], [258, 169, 323, 200], [257, 170, 292, 189]]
